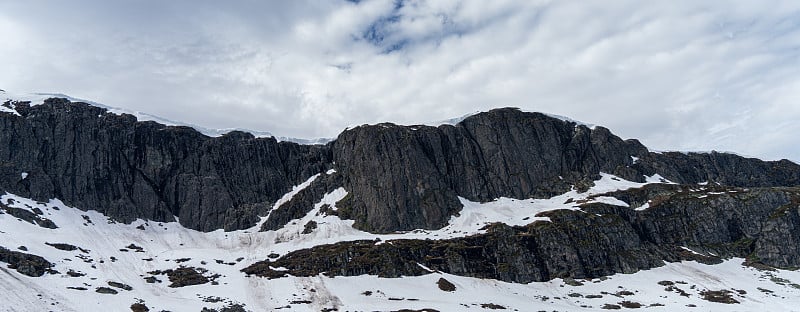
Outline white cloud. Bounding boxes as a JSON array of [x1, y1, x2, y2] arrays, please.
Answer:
[[0, 0, 799, 161]]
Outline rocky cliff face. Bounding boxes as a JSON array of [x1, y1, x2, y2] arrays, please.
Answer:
[[329, 108, 799, 233], [2, 99, 799, 234], [331, 109, 651, 233], [635, 151, 800, 187], [0, 99, 330, 231], [244, 185, 800, 283]]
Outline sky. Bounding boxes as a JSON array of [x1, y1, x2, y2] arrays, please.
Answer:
[[1, 0, 799, 161]]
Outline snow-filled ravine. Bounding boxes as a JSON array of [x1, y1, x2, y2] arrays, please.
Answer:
[[1, 172, 798, 311]]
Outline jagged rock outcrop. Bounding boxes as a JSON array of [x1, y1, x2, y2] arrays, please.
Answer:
[[331, 109, 650, 232], [634, 151, 800, 187], [243, 185, 800, 283], [0, 202, 57, 229], [260, 172, 342, 231], [0, 99, 331, 231], [0, 246, 56, 277], [330, 108, 799, 233], [2, 100, 799, 233]]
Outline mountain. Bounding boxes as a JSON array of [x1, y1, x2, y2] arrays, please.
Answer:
[[1, 95, 800, 311]]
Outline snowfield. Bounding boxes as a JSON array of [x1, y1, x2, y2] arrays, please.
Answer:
[[1, 172, 799, 311]]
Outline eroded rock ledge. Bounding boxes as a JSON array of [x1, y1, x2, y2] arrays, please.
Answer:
[[243, 185, 800, 283]]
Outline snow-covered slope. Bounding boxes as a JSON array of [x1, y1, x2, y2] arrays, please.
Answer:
[[1, 172, 798, 311]]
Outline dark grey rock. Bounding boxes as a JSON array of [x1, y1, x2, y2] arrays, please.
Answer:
[[108, 281, 133, 291], [243, 186, 800, 283], [149, 266, 211, 288], [0, 203, 57, 229], [2, 101, 798, 234], [260, 173, 342, 231], [437, 277, 455, 291], [95, 286, 118, 294], [143, 276, 160, 283], [635, 151, 800, 187], [0, 98, 331, 231], [130, 302, 149, 312], [0, 246, 55, 277], [201, 304, 247, 312], [332, 109, 647, 232], [45, 242, 79, 251], [330, 109, 798, 233], [301, 220, 317, 234]]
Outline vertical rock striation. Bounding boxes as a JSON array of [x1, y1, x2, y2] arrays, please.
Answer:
[[1, 100, 798, 233], [0, 99, 330, 231]]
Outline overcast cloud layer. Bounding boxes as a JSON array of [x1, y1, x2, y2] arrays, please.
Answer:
[[1, 0, 799, 161]]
